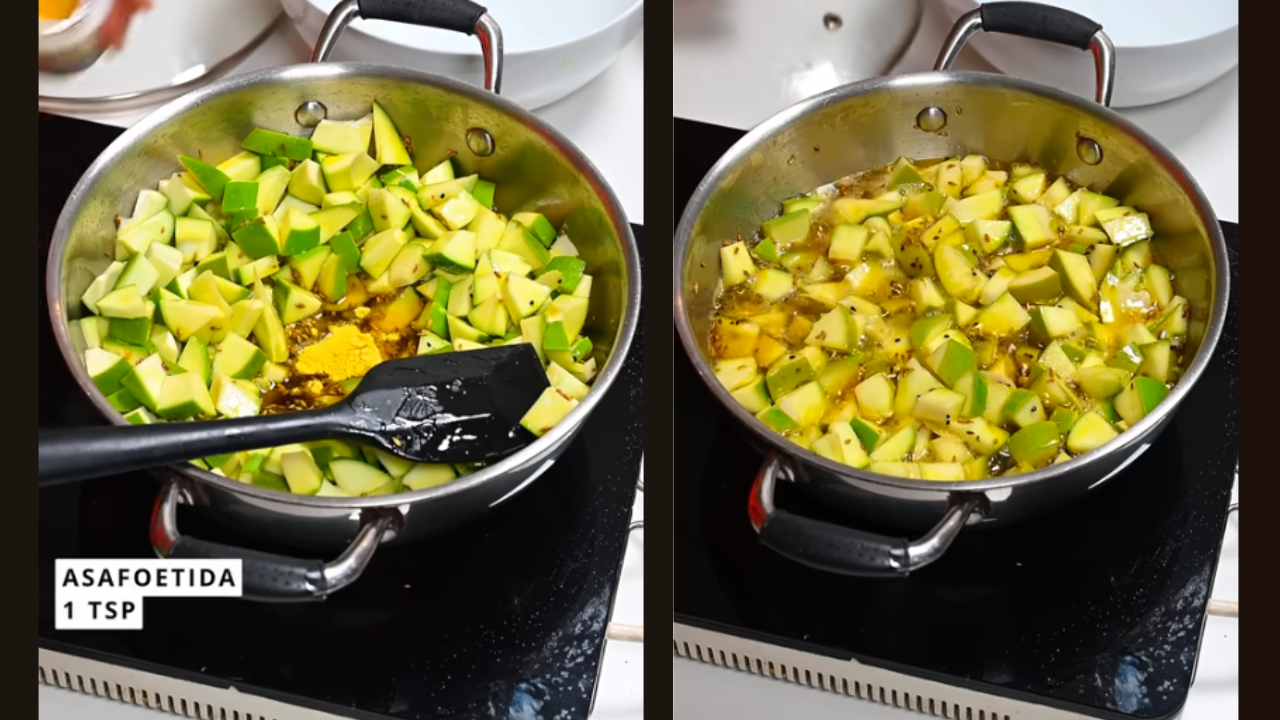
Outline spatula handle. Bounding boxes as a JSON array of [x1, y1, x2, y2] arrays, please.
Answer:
[[38, 408, 343, 487]]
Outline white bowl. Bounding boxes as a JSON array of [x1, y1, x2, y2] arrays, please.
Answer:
[[673, 0, 922, 130], [281, 0, 644, 110], [938, 0, 1238, 108], [39, 0, 280, 100]]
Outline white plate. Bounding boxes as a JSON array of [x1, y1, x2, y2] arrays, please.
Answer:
[[938, 0, 1239, 107], [283, 0, 644, 109], [38, 0, 280, 100]]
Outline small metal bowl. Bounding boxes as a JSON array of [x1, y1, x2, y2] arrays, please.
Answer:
[[39, 0, 109, 75]]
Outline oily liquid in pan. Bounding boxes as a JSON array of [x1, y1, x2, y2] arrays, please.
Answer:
[[709, 156, 1192, 480]]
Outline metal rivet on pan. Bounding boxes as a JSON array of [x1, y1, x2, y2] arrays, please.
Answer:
[[916, 106, 947, 133], [294, 101, 328, 128], [1077, 136, 1104, 165], [467, 128, 495, 156], [823, 13, 843, 31]]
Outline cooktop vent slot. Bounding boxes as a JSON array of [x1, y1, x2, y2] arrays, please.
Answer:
[[39, 648, 351, 720], [675, 624, 1105, 720]]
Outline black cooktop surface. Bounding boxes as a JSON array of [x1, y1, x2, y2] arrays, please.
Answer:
[[673, 118, 1238, 720], [38, 114, 644, 720]]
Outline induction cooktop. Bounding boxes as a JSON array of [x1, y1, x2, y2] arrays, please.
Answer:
[[672, 117, 1238, 720], [38, 114, 644, 720]]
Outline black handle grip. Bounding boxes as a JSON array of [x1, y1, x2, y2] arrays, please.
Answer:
[[168, 537, 328, 603], [357, 0, 487, 35], [38, 408, 344, 487], [758, 509, 910, 577], [979, 2, 1102, 51]]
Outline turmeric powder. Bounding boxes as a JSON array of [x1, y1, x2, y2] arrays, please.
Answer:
[[294, 324, 384, 383]]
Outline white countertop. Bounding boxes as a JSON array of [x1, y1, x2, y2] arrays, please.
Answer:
[[38, 16, 645, 720], [673, 2, 1237, 719]]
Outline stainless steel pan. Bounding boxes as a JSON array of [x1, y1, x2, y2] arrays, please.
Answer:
[[674, 2, 1228, 577], [48, 0, 641, 601]]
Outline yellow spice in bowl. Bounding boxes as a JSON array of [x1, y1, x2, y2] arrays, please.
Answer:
[[39, 0, 80, 20]]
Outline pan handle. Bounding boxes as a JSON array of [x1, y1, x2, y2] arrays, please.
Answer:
[[748, 453, 981, 577], [149, 478, 395, 602], [934, 2, 1115, 107], [310, 0, 503, 94]]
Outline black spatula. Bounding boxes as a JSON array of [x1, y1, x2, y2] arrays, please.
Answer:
[[38, 344, 550, 487]]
